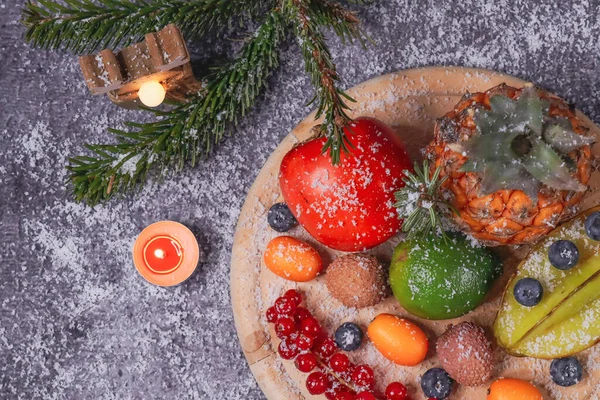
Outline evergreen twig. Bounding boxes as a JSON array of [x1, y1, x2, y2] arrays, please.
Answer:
[[67, 11, 285, 205], [307, 0, 370, 46], [284, 0, 356, 163], [394, 161, 458, 240], [21, 0, 269, 54]]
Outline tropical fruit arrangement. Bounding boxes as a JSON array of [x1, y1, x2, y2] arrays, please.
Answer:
[[258, 83, 599, 399]]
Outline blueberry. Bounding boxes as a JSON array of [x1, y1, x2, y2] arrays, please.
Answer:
[[334, 322, 363, 351], [514, 278, 543, 307], [267, 203, 297, 232], [585, 211, 600, 241], [421, 368, 453, 399], [548, 240, 579, 270], [550, 357, 582, 387]]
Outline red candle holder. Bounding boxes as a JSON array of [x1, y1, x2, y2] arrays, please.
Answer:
[[132, 221, 199, 286]]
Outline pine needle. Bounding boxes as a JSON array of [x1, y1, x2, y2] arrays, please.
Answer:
[[284, 0, 360, 164], [394, 160, 457, 239], [21, 0, 269, 54]]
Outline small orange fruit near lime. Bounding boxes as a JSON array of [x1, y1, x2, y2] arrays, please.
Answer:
[[367, 313, 428, 366], [263, 236, 323, 282], [487, 378, 543, 400]]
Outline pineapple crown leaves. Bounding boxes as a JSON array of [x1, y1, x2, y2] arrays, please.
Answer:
[[394, 160, 457, 240], [451, 85, 595, 199]]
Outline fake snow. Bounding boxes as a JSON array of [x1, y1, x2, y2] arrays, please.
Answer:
[[4, 0, 600, 399]]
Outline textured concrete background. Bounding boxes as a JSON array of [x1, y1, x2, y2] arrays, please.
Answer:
[[2, 0, 600, 399]]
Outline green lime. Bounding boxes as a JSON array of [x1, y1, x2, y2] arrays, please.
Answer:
[[389, 234, 501, 320]]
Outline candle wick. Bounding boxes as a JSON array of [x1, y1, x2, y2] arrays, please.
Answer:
[[154, 249, 166, 259]]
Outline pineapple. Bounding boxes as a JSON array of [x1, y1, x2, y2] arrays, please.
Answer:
[[396, 83, 595, 245]]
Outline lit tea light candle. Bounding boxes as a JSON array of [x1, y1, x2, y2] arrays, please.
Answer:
[[133, 221, 199, 286], [138, 81, 166, 107]]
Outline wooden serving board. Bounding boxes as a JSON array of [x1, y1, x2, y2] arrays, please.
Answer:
[[230, 66, 600, 400]]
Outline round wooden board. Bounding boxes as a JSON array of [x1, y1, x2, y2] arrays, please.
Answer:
[[230, 66, 600, 400]]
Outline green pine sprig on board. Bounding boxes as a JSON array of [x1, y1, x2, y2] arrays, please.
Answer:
[[21, 0, 370, 205]]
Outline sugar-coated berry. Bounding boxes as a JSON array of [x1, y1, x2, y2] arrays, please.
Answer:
[[268, 202, 298, 232], [585, 211, 600, 240], [385, 382, 408, 400], [351, 365, 375, 388], [367, 314, 429, 366], [335, 322, 364, 351], [264, 236, 323, 282], [296, 334, 314, 351], [335, 391, 356, 400], [284, 289, 302, 305], [550, 357, 583, 387], [316, 337, 337, 359], [421, 368, 453, 399], [278, 339, 298, 360], [514, 278, 543, 307], [356, 392, 377, 400], [275, 296, 297, 315], [294, 307, 312, 324], [295, 352, 318, 373], [548, 240, 579, 270], [330, 353, 351, 373], [306, 372, 330, 395], [266, 306, 278, 323], [275, 316, 296, 338], [301, 317, 322, 338], [487, 378, 542, 400]]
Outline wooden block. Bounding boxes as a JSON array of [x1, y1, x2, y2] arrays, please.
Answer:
[[79, 24, 199, 107], [79, 49, 123, 94], [145, 23, 190, 71]]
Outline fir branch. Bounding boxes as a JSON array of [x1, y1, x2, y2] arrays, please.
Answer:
[[284, 0, 356, 164], [307, 0, 369, 46], [21, 0, 270, 54], [394, 160, 457, 240], [68, 10, 285, 205]]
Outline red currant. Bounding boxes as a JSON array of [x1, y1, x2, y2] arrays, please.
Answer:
[[296, 334, 314, 351], [351, 365, 375, 388], [306, 372, 329, 395], [284, 289, 302, 305], [295, 352, 317, 373], [325, 386, 350, 400], [301, 317, 322, 338], [294, 306, 312, 324], [385, 382, 408, 400], [275, 296, 297, 315], [275, 316, 297, 338], [278, 339, 298, 360], [335, 391, 356, 400], [316, 337, 337, 359], [266, 306, 278, 323], [329, 353, 350, 372], [356, 392, 377, 400]]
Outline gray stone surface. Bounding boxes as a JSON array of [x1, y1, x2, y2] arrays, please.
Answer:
[[1, 0, 600, 399]]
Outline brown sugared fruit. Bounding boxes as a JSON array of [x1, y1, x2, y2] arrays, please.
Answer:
[[326, 254, 387, 308], [436, 322, 494, 386]]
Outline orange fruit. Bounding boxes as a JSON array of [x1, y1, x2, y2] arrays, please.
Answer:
[[487, 378, 543, 400], [367, 313, 428, 366], [263, 236, 323, 282]]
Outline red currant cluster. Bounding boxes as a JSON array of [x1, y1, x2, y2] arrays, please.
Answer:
[[266, 290, 411, 400]]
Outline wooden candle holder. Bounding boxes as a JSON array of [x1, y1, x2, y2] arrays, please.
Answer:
[[79, 24, 201, 108]]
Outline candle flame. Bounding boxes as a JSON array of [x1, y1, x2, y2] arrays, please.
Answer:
[[154, 248, 166, 259]]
